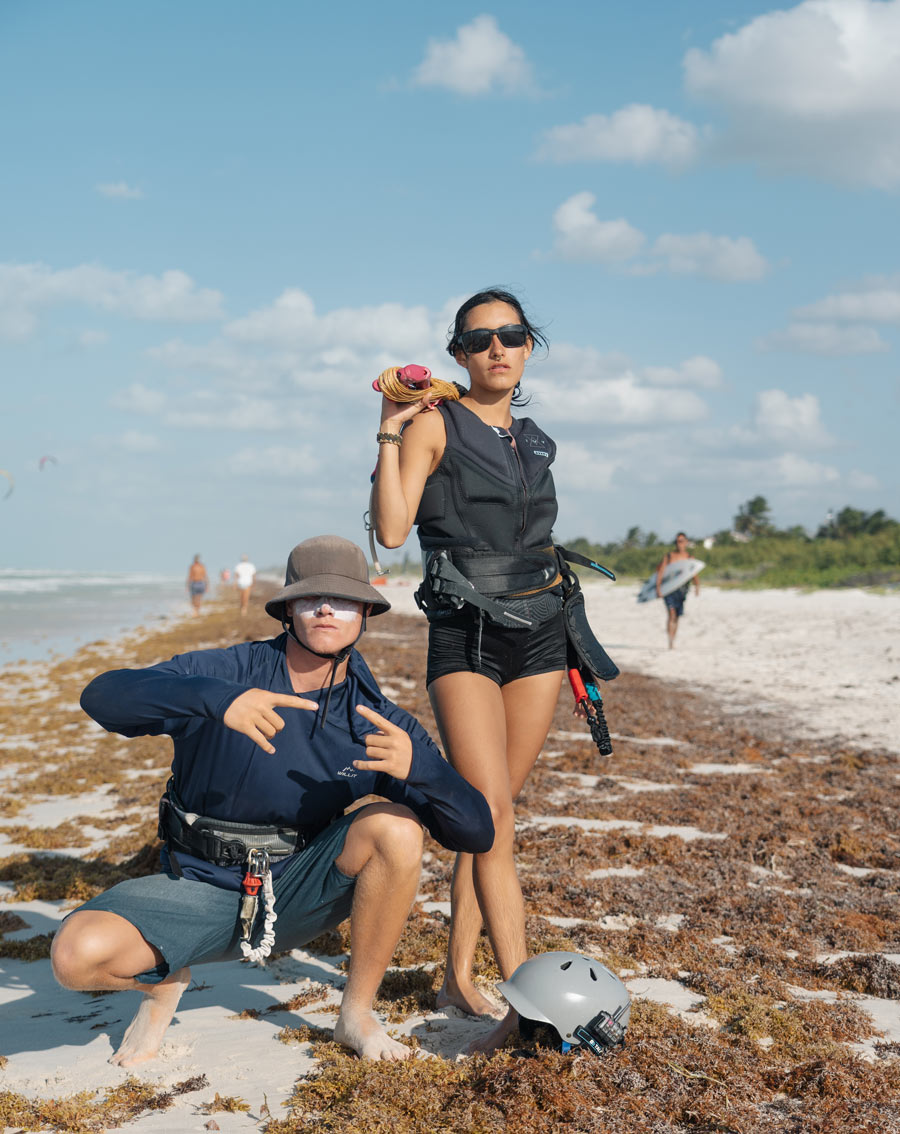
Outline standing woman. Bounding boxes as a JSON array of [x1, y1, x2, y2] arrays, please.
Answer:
[[373, 288, 566, 1049]]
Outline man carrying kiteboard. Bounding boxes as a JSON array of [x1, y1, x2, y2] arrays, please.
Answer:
[[51, 535, 493, 1065], [656, 532, 701, 649]]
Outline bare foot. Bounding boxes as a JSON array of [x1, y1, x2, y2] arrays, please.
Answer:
[[334, 1007, 414, 1061], [436, 981, 504, 1019], [109, 967, 191, 1067], [465, 1008, 519, 1055]]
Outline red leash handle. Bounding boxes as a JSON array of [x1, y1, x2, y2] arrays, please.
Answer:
[[568, 666, 588, 707]]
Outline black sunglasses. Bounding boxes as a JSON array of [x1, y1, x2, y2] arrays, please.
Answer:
[[458, 324, 528, 355]]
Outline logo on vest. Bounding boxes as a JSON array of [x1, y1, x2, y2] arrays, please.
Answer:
[[336, 766, 358, 779], [533, 449, 549, 458]]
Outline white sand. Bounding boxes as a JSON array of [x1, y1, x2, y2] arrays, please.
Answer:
[[382, 578, 900, 754]]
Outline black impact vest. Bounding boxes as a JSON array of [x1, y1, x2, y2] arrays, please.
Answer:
[[415, 400, 558, 555]]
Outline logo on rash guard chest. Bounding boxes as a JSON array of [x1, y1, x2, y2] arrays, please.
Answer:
[[336, 766, 358, 779]]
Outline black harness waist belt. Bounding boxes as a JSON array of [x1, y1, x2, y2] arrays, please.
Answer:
[[158, 788, 312, 868], [416, 549, 560, 628], [445, 549, 560, 596]]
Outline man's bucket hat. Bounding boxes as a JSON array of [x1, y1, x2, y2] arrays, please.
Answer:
[[265, 535, 391, 622]]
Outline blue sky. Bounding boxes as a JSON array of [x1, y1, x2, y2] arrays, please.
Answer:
[[2, 0, 898, 572]]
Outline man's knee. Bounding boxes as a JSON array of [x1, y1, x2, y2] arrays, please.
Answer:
[[51, 910, 150, 989], [51, 913, 108, 988], [342, 804, 424, 874]]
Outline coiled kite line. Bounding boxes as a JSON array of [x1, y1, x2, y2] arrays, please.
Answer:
[[373, 366, 462, 404]]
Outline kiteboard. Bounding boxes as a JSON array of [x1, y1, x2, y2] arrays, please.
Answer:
[[637, 557, 705, 603]]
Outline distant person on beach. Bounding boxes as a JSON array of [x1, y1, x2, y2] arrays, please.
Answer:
[[234, 554, 256, 616], [51, 535, 492, 1065], [186, 555, 208, 617], [656, 532, 700, 649]]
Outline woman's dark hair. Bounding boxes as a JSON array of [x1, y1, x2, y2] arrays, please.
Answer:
[[446, 287, 547, 406]]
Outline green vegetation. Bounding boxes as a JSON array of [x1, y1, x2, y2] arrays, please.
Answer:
[[566, 500, 900, 589]]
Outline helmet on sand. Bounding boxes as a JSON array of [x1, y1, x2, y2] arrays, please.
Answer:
[[498, 951, 630, 1057]]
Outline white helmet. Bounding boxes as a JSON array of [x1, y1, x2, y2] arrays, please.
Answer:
[[498, 951, 630, 1056]]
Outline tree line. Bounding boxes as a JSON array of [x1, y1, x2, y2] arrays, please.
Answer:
[[565, 498, 900, 589]]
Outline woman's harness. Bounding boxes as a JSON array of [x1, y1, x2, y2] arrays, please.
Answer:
[[415, 544, 620, 685]]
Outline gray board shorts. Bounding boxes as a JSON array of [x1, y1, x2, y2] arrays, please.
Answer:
[[72, 812, 358, 984]]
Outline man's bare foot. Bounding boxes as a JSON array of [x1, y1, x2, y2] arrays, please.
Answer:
[[334, 1007, 414, 1061], [465, 1007, 519, 1055], [436, 981, 504, 1019], [109, 968, 191, 1067]]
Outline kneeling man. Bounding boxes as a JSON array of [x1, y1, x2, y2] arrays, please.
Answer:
[[52, 535, 493, 1064]]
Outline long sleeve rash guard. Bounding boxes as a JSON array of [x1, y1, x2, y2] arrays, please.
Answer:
[[81, 634, 494, 862]]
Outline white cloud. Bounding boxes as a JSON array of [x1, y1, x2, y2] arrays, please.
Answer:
[[770, 453, 841, 488], [77, 329, 109, 348], [753, 389, 833, 446], [643, 356, 722, 388], [848, 468, 881, 491], [110, 382, 167, 414], [760, 321, 889, 355], [411, 15, 535, 95], [550, 193, 767, 280], [683, 0, 900, 189], [795, 279, 900, 323], [0, 262, 224, 340], [551, 194, 645, 262], [649, 232, 767, 281], [529, 344, 710, 426], [163, 393, 311, 432], [116, 430, 161, 453], [228, 445, 321, 478], [551, 441, 619, 493], [224, 289, 450, 374], [96, 181, 143, 199], [536, 104, 702, 168]]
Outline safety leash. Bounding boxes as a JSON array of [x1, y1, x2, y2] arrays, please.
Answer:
[[239, 849, 278, 963]]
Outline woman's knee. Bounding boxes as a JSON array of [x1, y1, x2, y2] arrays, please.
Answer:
[[484, 797, 516, 846]]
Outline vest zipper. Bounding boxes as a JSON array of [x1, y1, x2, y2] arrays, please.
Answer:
[[504, 432, 529, 538]]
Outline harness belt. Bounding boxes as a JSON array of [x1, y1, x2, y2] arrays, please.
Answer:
[[414, 545, 620, 685], [158, 785, 311, 869], [415, 547, 560, 628]]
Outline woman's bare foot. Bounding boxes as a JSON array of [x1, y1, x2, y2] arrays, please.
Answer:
[[436, 979, 504, 1019], [109, 968, 191, 1067], [465, 1007, 519, 1055], [334, 1007, 414, 1061]]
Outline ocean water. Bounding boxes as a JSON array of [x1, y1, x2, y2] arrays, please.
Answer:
[[0, 569, 195, 667]]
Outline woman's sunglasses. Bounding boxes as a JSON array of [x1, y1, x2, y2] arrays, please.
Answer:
[[458, 324, 528, 355]]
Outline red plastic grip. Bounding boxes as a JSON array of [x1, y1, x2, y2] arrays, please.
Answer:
[[568, 667, 588, 703]]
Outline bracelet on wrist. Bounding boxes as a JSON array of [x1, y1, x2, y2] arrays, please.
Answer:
[[376, 431, 403, 446]]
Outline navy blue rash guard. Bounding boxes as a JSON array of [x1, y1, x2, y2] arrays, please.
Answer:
[[80, 634, 494, 888]]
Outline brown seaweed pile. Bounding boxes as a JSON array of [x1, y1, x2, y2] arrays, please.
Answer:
[[1, 587, 898, 1132]]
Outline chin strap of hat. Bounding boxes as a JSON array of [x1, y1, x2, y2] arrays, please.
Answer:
[[281, 609, 368, 727]]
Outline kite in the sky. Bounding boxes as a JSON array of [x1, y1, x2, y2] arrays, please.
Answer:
[[0, 469, 13, 499], [39, 455, 58, 470]]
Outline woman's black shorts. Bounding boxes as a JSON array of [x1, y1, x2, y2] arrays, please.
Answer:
[[426, 607, 567, 688]]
